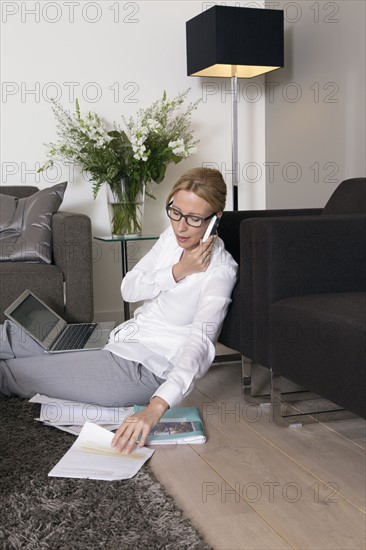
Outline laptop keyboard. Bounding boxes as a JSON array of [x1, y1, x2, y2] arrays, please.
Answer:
[[52, 323, 97, 351]]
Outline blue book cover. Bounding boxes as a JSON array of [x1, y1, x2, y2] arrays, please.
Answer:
[[133, 406, 206, 445]]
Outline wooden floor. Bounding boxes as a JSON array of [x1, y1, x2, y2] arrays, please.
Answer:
[[149, 353, 366, 550]]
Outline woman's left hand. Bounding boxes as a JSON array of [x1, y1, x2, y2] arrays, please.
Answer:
[[111, 397, 169, 454]]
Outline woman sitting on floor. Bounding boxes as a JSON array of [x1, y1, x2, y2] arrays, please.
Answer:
[[0, 167, 238, 453]]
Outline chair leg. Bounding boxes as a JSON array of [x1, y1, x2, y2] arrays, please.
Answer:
[[243, 359, 321, 408], [270, 370, 291, 426], [270, 368, 357, 426], [241, 359, 355, 426], [242, 358, 271, 404]]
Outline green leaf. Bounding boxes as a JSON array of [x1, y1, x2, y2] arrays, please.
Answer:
[[107, 130, 121, 138]]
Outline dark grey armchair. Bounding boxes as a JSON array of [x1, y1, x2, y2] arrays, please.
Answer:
[[218, 178, 366, 420], [0, 186, 94, 323], [218, 205, 321, 396]]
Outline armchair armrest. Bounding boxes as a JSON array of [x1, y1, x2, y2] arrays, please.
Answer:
[[219, 208, 322, 265], [249, 214, 366, 299], [243, 214, 366, 365], [52, 211, 94, 322]]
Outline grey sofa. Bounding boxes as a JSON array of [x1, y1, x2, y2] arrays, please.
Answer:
[[0, 186, 94, 323], [218, 177, 366, 420]]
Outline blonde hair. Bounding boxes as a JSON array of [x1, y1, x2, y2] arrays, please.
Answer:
[[166, 167, 227, 213]]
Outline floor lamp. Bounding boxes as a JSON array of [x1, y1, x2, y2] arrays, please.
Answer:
[[186, 5, 284, 210]]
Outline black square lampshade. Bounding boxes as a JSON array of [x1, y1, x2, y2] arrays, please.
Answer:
[[186, 5, 284, 78]]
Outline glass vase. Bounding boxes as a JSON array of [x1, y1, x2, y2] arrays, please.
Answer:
[[107, 179, 145, 237]]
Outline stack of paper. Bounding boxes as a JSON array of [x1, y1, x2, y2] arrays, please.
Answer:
[[30, 394, 134, 435], [29, 395, 207, 480], [48, 421, 154, 480]]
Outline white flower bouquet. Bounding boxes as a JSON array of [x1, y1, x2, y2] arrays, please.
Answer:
[[39, 89, 200, 234]]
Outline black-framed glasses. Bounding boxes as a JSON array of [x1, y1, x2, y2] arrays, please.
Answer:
[[166, 201, 216, 228]]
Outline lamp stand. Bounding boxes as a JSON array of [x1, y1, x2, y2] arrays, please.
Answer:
[[231, 73, 238, 210]]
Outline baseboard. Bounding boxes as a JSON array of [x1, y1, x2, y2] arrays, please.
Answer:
[[94, 310, 124, 324]]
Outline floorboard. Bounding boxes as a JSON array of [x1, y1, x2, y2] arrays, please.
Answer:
[[150, 359, 366, 550]]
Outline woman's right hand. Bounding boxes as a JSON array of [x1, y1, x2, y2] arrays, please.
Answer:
[[172, 235, 216, 282]]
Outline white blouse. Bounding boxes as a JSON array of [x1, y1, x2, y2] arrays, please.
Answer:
[[105, 226, 238, 408]]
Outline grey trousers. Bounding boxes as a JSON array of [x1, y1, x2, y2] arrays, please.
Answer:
[[0, 321, 164, 407]]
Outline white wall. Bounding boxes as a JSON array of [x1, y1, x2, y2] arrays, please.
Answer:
[[265, 0, 366, 208], [1, 0, 267, 320]]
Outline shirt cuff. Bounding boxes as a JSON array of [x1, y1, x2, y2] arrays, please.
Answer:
[[151, 379, 186, 409]]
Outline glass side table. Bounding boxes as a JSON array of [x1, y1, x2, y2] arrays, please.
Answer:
[[94, 234, 158, 321]]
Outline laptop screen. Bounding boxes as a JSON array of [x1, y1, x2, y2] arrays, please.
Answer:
[[9, 293, 60, 342]]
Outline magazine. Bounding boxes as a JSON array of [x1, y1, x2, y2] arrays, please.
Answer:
[[134, 405, 206, 445]]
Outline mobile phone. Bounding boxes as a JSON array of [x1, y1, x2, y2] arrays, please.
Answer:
[[203, 216, 220, 242]]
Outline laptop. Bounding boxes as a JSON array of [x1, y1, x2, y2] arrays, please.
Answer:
[[5, 289, 116, 353]]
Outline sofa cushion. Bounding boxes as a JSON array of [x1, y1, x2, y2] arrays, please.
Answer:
[[0, 182, 67, 263], [270, 292, 366, 418]]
